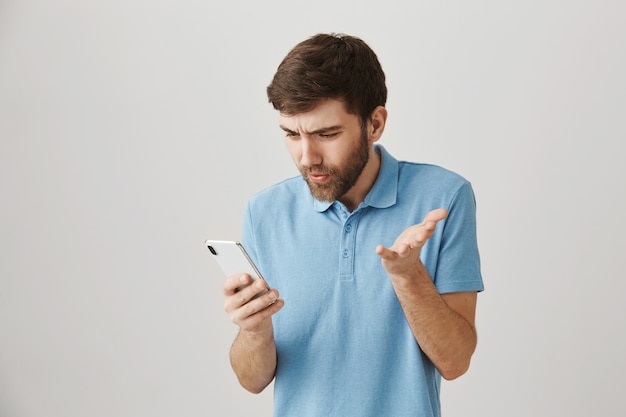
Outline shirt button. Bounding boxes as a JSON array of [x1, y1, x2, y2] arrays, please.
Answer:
[[342, 249, 350, 258], [345, 224, 353, 233]]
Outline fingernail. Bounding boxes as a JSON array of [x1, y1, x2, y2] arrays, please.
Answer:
[[256, 280, 264, 289], [268, 291, 276, 299], [239, 275, 246, 282]]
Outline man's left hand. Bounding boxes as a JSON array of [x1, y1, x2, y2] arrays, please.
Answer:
[[375, 208, 448, 278]]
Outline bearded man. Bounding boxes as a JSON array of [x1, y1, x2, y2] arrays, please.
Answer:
[[221, 33, 484, 417]]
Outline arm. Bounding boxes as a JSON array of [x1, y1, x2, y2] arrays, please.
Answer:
[[376, 208, 478, 380], [223, 275, 284, 393]]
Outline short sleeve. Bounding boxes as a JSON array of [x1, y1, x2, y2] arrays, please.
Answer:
[[432, 182, 484, 294]]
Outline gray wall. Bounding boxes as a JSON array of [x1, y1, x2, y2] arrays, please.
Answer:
[[1, 1, 624, 416]]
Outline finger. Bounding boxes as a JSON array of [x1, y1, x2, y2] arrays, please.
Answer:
[[230, 288, 282, 325], [397, 242, 413, 256], [222, 273, 252, 296], [423, 220, 438, 234], [247, 288, 279, 314], [411, 208, 448, 242], [422, 208, 448, 224], [238, 298, 285, 332], [223, 278, 270, 313], [407, 224, 436, 248]]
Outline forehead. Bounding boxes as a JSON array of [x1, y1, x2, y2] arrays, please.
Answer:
[[278, 99, 359, 132]]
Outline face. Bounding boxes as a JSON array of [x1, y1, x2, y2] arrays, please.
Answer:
[[279, 100, 371, 203]]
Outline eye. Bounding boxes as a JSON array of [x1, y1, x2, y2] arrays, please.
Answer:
[[319, 132, 339, 139], [284, 131, 300, 139]]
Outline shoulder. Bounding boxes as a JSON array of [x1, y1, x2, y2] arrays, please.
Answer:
[[247, 175, 310, 211], [399, 160, 468, 185], [397, 161, 473, 201]]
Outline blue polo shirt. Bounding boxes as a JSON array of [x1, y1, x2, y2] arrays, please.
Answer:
[[241, 145, 483, 417]]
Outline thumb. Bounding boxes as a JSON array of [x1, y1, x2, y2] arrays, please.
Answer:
[[376, 244, 396, 260]]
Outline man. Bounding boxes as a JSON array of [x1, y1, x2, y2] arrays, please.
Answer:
[[222, 33, 484, 417]]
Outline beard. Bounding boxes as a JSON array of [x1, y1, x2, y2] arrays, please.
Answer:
[[298, 128, 370, 203]]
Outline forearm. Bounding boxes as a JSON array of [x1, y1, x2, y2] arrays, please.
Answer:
[[390, 264, 477, 380], [230, 327, 277, 393]]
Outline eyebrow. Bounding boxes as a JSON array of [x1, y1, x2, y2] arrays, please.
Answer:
[[279, 125, 343, 135]]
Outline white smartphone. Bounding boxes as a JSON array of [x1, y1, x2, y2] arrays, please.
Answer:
[[205, 240, 269, 295]]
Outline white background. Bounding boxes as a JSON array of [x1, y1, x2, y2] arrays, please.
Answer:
[[1, 1, 625, 416]]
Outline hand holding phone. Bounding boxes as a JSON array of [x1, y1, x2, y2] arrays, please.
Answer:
[[207, 239, 283, 336], [205, 240, 269, 297]]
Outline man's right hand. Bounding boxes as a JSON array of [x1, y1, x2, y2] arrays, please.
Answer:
[[224, 274, 284, 393], [222, 274, 284, 333]]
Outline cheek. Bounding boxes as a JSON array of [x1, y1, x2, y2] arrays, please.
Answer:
[[328, 141, 353, 164]]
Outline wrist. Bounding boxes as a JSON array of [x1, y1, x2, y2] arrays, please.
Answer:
[[239, 323, 274, 342]]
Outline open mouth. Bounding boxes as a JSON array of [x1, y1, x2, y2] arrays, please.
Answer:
[[308, 173, 331, 183]]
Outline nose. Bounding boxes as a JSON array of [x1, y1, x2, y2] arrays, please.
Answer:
[[300, 137, 322, 167]]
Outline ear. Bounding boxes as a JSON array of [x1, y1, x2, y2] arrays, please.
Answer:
[[367, 106, 388, 143]]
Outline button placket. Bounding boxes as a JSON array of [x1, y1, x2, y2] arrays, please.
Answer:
[[339, 212, 359, 281]]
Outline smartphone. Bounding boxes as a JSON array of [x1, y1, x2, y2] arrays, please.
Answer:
[[205, 240, 269, 296]]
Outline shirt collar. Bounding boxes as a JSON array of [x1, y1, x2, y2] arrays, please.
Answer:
[[313, 144, 399, 212]]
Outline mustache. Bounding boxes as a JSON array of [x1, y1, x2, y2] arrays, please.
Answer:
[[299, 164, 338, 176]]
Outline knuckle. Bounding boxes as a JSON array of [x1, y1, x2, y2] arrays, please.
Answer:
[[236, 290, 249, 306], [244, 300, 257, 316]]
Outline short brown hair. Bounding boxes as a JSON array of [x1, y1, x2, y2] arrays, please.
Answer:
[[267, 33, 387, 124]]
